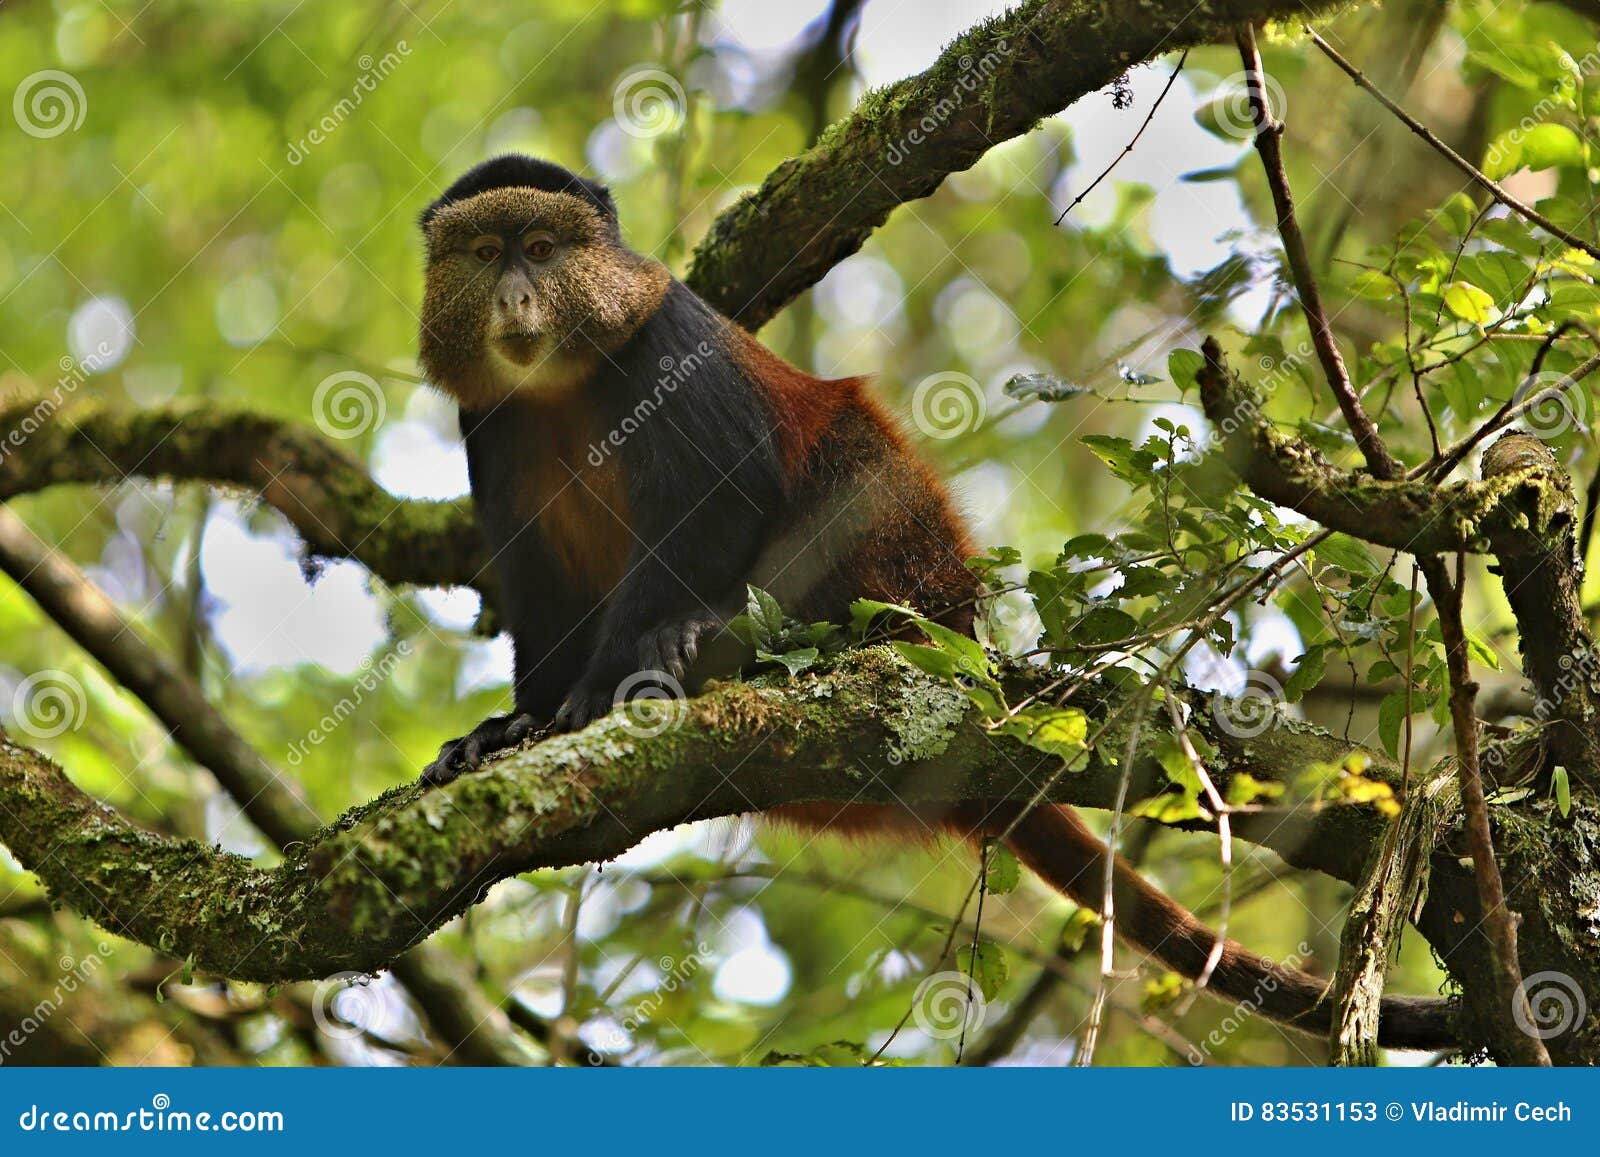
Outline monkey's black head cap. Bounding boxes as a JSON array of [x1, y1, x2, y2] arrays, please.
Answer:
[[420, 154, 618, 230]]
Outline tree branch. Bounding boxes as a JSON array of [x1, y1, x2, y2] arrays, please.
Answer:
[[1195, 340, 1574, 557], [1236, 24, 1400, 479], [0, 647, 1408, 985], [685, 0, 1355, 328], [0, 507, 537, 1065], [0, 399, 490, 599]]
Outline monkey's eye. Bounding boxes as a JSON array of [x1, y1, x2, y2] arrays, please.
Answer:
[[524, 233, 557, 262], [472, 241, 501, 263]]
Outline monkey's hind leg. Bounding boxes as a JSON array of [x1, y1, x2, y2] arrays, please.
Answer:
[[421, 712, 545, 785]]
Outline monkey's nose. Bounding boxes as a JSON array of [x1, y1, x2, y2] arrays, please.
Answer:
[[497, 289, 532, 311]]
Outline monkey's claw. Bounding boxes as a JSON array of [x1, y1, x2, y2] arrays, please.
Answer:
[[638, 614, 722, 683], [420, 711, 542, 785], [553, 683, 614, 733]]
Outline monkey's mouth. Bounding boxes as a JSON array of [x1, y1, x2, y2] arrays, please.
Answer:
[[493, 331, 544, 366]]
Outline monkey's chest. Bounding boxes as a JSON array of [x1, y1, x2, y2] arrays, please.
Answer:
[[502, 411, 632, 596]]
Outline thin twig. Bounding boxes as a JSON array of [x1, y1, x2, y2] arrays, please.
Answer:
[[1056, 50, 1190, 225], [1307, 27, 1600, 264], [1236, 24, 1401, 479], [1417, 554, 1550, 1066]]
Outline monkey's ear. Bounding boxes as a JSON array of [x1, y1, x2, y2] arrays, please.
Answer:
[[585, 179, 618, 221]]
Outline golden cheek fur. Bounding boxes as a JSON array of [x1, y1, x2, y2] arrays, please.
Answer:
[[417, 188, 669, 408]]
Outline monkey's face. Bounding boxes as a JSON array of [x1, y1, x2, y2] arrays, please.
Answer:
[[419, 187, 668, 409]]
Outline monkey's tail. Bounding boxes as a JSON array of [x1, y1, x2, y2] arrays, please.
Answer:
[[957, 801, 1455, 1052]]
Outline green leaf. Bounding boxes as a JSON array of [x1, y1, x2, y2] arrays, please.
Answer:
[[1553, 766, 1572, 819], [756, 647, 819, 677], [998, 706, 1089, 759], [1442, 281, 1497, 325], [1315, 533, 1378, 575], [890, 640, 961, 681], [1074, 605, 1140, 647], [1516, 124, 1584, 173], [1224, 772, 1284, 807], [918, 619, 994, 685], [1059, 905, 1100, 952], [1167, 348, 1206, 394], [982, 844, 1021, 895], [1465, 630, 1501, 671], [1378, 690, 1410, 760], [1130, 790, 1206, 824], [849, 597, 915, 639], [1283, 644, 1329, 703], [1349, 270, 1396, 301], [731, 585, 787, 650], [956, 941, 1009, 1002]]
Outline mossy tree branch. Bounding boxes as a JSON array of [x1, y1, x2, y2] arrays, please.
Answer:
[[684, 0, 1355, 329], [0, 399, 492, 601], [1195, 340, 1579, 559], [0, 646, 1412, 985]]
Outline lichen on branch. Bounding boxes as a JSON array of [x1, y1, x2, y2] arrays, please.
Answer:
[[0, 647, 1398, 984], [0, 398, 491, 600]]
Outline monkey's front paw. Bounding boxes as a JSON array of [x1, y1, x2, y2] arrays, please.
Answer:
[[553, 682, 615, 733], [420, 712, 542, 785], [637, 614, 723, 682]]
